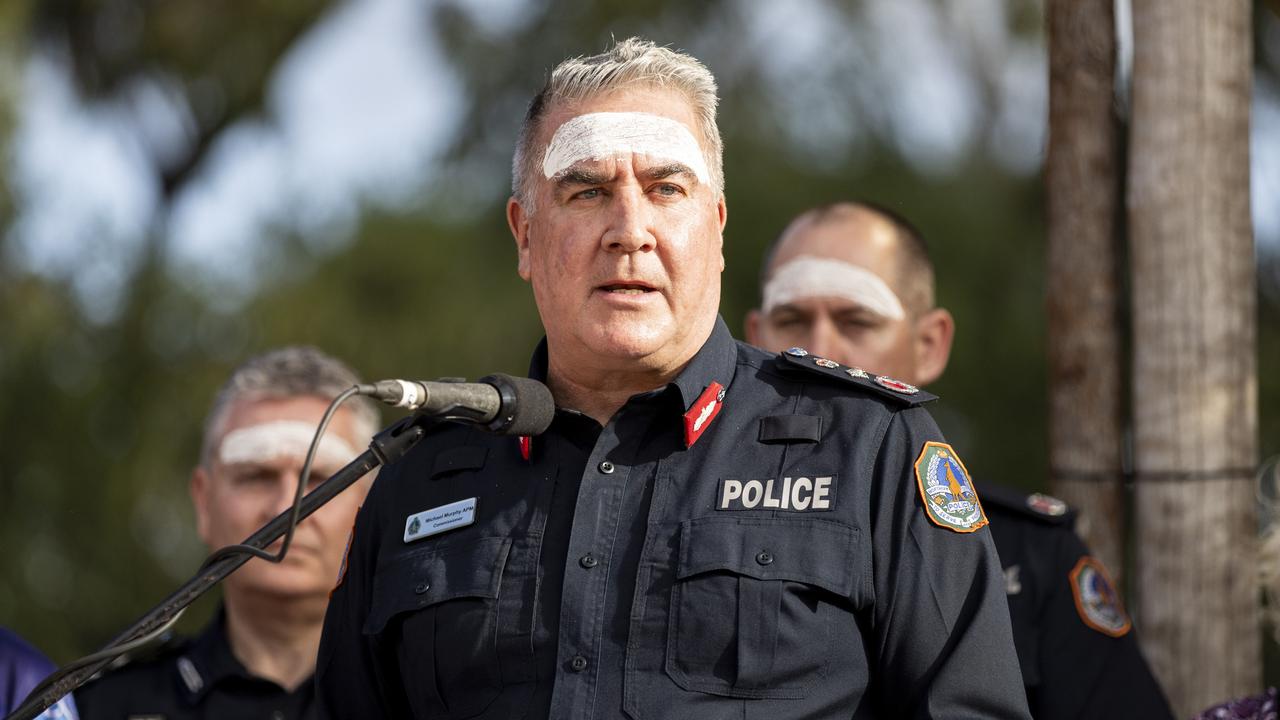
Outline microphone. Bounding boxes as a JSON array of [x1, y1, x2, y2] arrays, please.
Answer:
[[357, 374, 555, 436]]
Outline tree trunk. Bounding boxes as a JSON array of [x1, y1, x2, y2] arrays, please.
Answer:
[[1044, 0, 1127, 582], [1129, 1, 1258, 716]]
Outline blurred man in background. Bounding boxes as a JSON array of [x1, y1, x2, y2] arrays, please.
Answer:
[[75, 346, 379, 720], [746, 201, 1174, 719]]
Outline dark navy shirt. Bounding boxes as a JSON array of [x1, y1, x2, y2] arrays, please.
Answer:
[[317, 318, 1029, 719], [75, 611, 314, 720], [980, 484, 1175, 719]]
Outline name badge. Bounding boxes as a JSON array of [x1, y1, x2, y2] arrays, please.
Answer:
[[404, 497, 477, 543], [717, 476, 836, 511]]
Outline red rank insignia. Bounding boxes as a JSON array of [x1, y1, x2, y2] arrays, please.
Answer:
[[518, 436, 532, 461], [683, 381, 725, 448]]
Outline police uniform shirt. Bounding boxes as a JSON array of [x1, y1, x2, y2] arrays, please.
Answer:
[[75, 610, 315, 720], [317, 317, 1030, 719], [980, 484, 1175, 720]]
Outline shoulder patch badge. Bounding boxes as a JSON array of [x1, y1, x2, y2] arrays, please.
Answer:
[[332, 522, 356, 595], [1069, 556, 1132, 637], [914, 441, 987, 533]]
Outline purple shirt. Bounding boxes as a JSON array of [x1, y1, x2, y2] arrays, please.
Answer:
[[1, 628, 79, 720], [1194, 688, 1279, 720]]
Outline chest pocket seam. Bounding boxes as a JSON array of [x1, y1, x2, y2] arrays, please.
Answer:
[[363, 536, 510, 635], [676, 516, 856, 595]]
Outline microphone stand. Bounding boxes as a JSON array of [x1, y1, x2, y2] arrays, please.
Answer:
[[6, 414, 431, 720]]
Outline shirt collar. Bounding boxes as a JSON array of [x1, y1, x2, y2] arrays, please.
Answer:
[[177, 607, 312, 705], [526, 315, 739, 416]]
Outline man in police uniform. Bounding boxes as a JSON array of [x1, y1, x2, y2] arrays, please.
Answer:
[[745, 201, 1175, 719], [316, 38, 1030, 719], [76, 346, 379, 720]]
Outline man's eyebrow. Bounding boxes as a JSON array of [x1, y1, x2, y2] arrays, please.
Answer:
[[555, 167, 612, 187], [639, 162, 699, 184]]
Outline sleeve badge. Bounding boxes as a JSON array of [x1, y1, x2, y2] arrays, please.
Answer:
[[914, 441, 988, 533], [1069, 556, 1132, 637]]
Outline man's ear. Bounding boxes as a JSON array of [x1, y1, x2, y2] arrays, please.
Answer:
[[913, 307, 955, 386], [507, 196, 532, 281], [716, 195, 728, 271], [190, 466, 213, 547], [744, 308, 763, 346]]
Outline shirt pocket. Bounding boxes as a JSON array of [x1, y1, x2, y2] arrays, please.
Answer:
[[364, 536, 513, 719], [665, 516, 857, 699]]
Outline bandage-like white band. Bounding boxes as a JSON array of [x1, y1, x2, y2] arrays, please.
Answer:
[[218, 421, 358, 468], [542, 111, 710, 184], [763, 255, 906, 320]]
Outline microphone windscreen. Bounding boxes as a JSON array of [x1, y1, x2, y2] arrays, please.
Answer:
[[481, 374, 556, 436]]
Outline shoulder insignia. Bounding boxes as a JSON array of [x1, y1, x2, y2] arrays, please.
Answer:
[[977, 483, 1075, 526], [331, 510, 359, 597], [1027, 492, 1068, 517], [774, 349, 937, 406], [1069, 556, 1132, 637], [176, 655, 204, 694], [914, 441, 988, 532]]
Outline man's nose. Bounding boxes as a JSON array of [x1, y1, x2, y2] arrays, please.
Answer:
[[807, 317, 845, 364], [270, 472, 305, 518], [600, 188, 656, 254]]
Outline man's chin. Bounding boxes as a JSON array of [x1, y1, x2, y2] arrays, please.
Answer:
[[579, 321, 673, 361], [230, 566, 333, 604]]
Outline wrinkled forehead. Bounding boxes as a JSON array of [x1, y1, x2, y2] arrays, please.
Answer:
[[540, 110, 710, 184]]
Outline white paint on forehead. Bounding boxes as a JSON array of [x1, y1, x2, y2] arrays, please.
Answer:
[[541, 111, 710, 184], [763, 255, 906, 320], [218, 420, 358, 468]]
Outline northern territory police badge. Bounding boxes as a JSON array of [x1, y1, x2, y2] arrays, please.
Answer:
[[1069, 556, 1132, 637], [914, 441, 987, 533]]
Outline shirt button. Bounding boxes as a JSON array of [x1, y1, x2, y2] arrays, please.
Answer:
[[579, 554, 598, 569], [570, 655, 589, 672], [414, 581, 430, 594], [756, 551, 774, 566], [598, 461, 615, 474]]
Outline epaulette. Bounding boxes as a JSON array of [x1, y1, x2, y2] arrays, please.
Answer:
[[977, 481, 1076, 526], [774, 347, 937, 406]]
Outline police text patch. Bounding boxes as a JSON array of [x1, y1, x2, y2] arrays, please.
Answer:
[[717, 475, 835, 511], [404, 497, 477, 543], [914, 442, 987, 532]]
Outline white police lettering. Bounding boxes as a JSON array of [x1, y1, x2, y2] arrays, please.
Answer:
[[717, 476, 836, 511]]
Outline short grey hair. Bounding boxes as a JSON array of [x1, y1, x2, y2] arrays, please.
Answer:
[[200, 346, 380, 467], [511, 37, 724, 212]]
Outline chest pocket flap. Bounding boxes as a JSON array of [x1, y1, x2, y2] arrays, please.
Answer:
[[677, 516, 856, 597], [364, 536, 511, 635], [667, 516, 860, 699]]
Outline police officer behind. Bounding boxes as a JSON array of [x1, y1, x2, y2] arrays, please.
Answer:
[[76, 346, 379, 719], [745, 201, 1174, 719], [317, 38, 1030, 719]]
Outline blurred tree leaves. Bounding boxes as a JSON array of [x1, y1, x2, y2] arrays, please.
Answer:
[[32, 0, 333, 197]]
